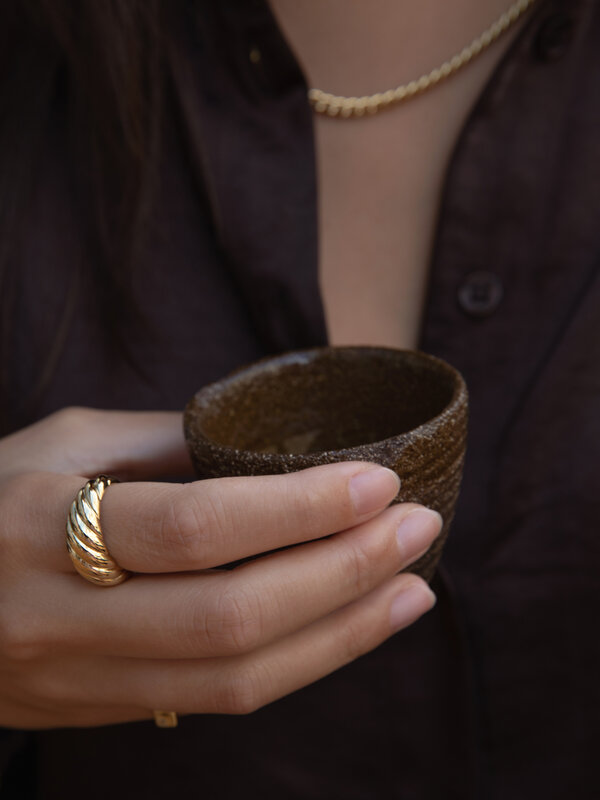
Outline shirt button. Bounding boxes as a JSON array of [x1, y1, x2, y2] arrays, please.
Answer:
[[457, 271, 504, 318], [534, 12, 576, 61]]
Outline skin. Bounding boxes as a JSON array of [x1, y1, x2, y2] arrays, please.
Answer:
[[1, 0, 529, 730], [0, 408, 439, 728], [269, 0, 530, 348]]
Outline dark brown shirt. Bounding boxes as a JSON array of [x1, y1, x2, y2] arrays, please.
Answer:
[[1, 0, 599, 797]]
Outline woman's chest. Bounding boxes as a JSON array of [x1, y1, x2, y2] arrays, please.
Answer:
[[315, 45, 520, 349]]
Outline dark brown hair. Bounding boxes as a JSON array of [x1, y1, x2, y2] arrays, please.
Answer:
[[0, 0, 169, 428]]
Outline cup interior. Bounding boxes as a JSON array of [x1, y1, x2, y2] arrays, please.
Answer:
[[191, 348, 460, 455]]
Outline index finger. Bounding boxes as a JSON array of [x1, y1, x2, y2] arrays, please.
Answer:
[[98, 462, 400, 573]]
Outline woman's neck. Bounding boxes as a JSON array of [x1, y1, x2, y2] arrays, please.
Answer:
[[269, 0, 528, 98], [267, 0, 534, 349]]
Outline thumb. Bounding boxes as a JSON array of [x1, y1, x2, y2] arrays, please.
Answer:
[[0, 408, 194, 481]]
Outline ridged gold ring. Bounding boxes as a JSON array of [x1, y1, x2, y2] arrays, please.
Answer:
[[66, 475, 130, 586], [66, 476, 178, 728]]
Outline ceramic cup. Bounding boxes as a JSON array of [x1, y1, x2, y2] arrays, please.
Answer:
[[184, 346, 468, 581]]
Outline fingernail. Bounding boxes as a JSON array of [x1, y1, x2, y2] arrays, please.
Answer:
[[390, 582, 436, 632], [349, 467, 400, 516], [396, 508, 442, 562]]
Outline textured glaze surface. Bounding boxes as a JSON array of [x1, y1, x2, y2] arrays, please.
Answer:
[[184, 347, 468, 581]]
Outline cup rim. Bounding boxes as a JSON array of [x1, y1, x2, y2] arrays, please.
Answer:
[[185, 345, 468, 461]]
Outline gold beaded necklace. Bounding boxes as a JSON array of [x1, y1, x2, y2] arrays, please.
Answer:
[[309, 0, 537, 117]]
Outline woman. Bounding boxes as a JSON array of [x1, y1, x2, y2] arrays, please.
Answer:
[[0, 0, 597, 797]]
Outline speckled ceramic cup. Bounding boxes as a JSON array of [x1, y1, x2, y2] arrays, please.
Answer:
[[184, 347, 468, 581]]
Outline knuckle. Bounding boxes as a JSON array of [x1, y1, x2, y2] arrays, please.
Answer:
[[0, 471, 44, 523], [0, 611, 46, 663], [0, 471, 67, 571], [158, 486, 224, 564], [50, 405, 93, 427], [30, 671, 73, 708], [282, 477, 332, 541], [337, 616, 371, 665], [202, 584, 263, 655], [0, 475, 29, 549], [46, 407, 105, 474], [217, 663, 266, 715], [340, 533, 384, 597], [157, 499, 201, 561], [47, 406, 95, 439]]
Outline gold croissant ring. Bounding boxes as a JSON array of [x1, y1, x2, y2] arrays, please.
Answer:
[[66, 475, 129, 586], [66, 475, 178, 728]]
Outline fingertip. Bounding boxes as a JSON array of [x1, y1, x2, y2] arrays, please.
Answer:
[[389, 579, 436, 632], [349, 466, 400, 516]]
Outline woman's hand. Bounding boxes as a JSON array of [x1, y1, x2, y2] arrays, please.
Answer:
[[0, 407, 440, 729]]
